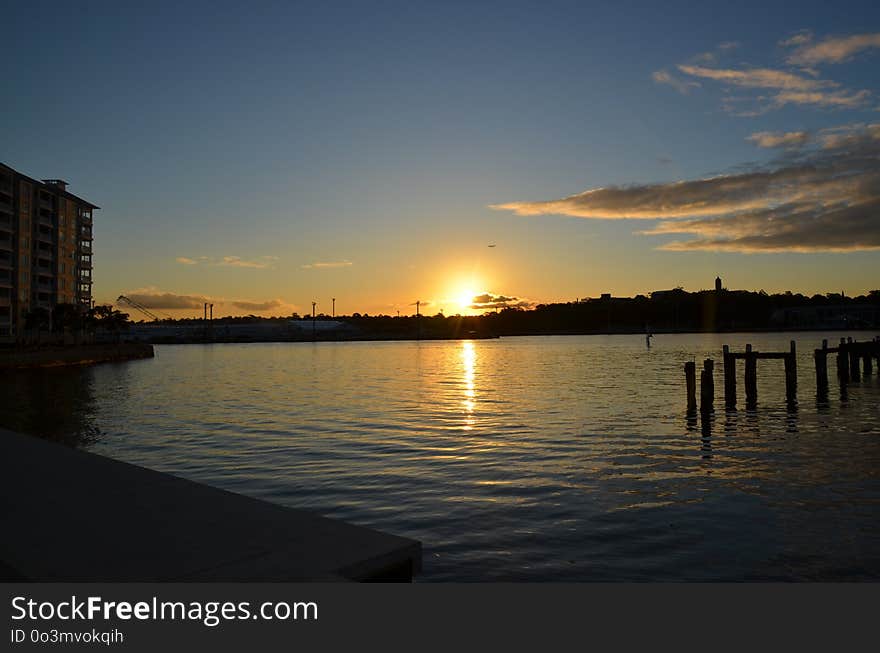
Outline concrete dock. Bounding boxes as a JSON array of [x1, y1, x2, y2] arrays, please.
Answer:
[[0, 343, 155, 368], [0, 428, 421, 581]]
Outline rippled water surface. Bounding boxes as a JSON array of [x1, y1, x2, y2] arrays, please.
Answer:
[[4, 333, 880, 580]]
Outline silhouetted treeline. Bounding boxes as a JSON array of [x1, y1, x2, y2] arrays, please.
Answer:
[[480, 289, 880, 335]]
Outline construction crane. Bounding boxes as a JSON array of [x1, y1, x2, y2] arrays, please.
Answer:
[[117, 295, 168, 322]]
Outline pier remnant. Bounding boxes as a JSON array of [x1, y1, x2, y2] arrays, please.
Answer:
[[700, 358, 714, 413], [815, 339, 829, 399], [744, 344, 758, 407], [722, 345, 736, 408], [848, 337, 861, 382], [689, 337, 878, 420], [837, 337, 850, 383], [784, 340, 797, 404], [685, 361, 696, 411]]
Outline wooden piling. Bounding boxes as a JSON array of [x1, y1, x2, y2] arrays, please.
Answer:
[[784, 340, 797, 404], [849, 339, 861, 381], [722, 345, 736, 407], [744, 344, 757, 407], [864, 351, 873, 376], [815, 339, 828, 399], [700, 358, 714, 413], [685, 361, 696, 411], [837, 337, 849, 383]]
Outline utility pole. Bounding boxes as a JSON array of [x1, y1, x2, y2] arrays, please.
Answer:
[[332, 297, 336, 318], [312, 301, 317, 340], [416, 300, 421, 340]]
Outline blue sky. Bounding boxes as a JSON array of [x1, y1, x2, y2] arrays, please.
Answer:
[[3, 0, 879, 316]]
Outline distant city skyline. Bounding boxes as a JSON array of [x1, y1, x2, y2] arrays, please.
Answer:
[[3, 1, 879, 318]]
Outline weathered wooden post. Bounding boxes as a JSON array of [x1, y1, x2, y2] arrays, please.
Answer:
[[784, 340, 797, 404], [744, 344, 758, 407], [685, 361, 696, 412], [722, 344, 736, 408], [700, 358, 714, 413], [863, 349, 873, 376], [849, 338, 861, 381], [815, 339, 828, 399], [837, 337, 849, 383]]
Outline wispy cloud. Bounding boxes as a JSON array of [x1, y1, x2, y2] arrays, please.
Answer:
[[492, 123, 880, 253], [774, 89, 870, 109], [220, 256, 278, 269], [677, 64, 830, 91], [786, 32, 880, 65], [655, 31, 876, 115], [174, 255, 279, 269], [747, 130, 810, 148], [301, 260, 353, 269], [779, 30, 813, 48], [652, 69, 700, 95]]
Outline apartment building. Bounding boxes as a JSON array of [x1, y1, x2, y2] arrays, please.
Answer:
[[0, 162, 97, 342]]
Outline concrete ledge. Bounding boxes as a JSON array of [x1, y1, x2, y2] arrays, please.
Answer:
[[0, 428, 421, 582], [0, 343, 155, 368]]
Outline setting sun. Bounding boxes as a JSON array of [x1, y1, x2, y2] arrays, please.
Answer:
[[455, 288, 479, 312]]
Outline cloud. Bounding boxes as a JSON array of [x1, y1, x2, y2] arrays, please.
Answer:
[[787, 32, 880, 65], [231, 299, 284, 311], [677, 63, 870, 112], [301, 260, 353, 269], [492, 123, 880, 253], [220, 256, 277, 269], [677, 64, 831, 91], [718, 41, 740, 51], [470, 292, 533, 310], [118, 287, 292, 315], [652, 69, 700, 95], [773, 89, 870, 109], [747, 130, 811, 148], [123, 291, 210, 310], [173, 255, 278, 269], [779, 31, 813, 48]]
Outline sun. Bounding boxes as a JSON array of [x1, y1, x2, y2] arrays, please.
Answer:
[[456, 287, 479, 311]]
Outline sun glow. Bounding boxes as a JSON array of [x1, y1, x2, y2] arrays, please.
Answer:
[[456, 287, 479, 312]]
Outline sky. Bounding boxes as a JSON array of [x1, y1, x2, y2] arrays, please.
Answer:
[[2, 0, 879, 317]]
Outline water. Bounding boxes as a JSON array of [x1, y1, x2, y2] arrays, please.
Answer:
[[3, 332, 880, 581]]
